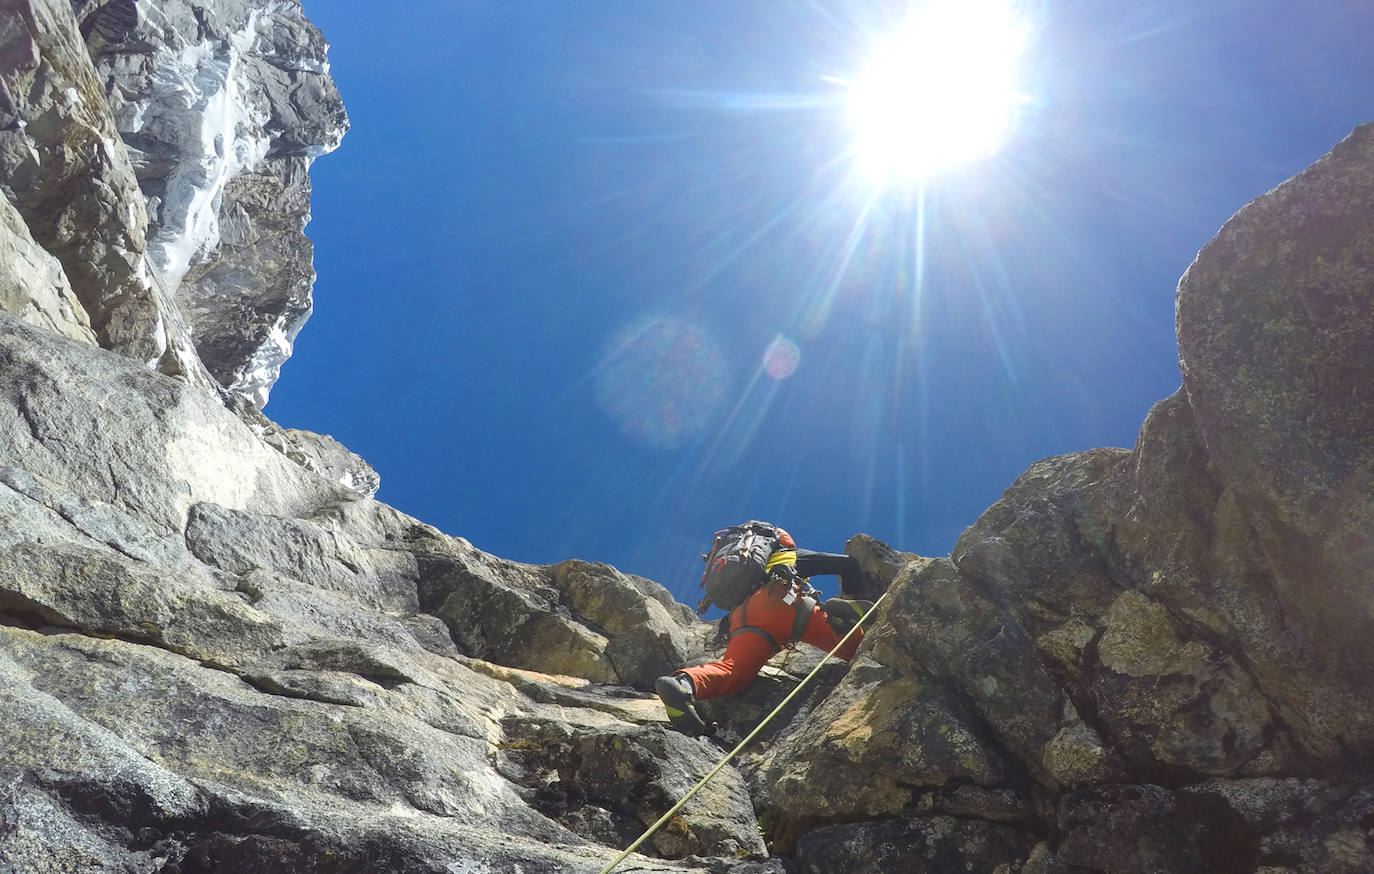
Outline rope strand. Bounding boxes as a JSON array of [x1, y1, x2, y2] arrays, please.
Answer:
[[596, 591, 890, 874]]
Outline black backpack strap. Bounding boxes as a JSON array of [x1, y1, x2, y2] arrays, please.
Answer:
[[734, 596, 814, 652], [788, 595, 817, 645], [730, 584, 817, 653], [732, 624, 781, 654]]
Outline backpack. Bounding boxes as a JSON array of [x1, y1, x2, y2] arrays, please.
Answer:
[[697, 521, 785, 614]]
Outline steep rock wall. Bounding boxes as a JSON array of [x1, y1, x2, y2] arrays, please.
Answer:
[[0, 310, 765, 873], [77, 0, 347, 407], [4, 0, 344, 407], [1, 0, 188, 373], [2, 0, 372, 496], [754, 127, 1374, 873], [0, 1, 1371, 871]]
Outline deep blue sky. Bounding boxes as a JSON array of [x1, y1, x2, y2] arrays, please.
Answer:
[[269, 1, 1373, 605]]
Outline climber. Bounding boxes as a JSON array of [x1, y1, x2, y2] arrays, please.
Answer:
[[656, 522, 874, 736]]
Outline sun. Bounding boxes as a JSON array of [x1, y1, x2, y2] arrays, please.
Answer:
[[847, 0, 1032, 184]]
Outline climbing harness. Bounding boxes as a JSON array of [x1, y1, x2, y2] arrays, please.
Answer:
[[596, 589, 891, 874], [729, 574, 818, 655]]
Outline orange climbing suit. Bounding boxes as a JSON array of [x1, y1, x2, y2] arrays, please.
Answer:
[[679, 581, 863, 701]]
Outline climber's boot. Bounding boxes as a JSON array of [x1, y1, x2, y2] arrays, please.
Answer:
[[822, 597, 874, 635], [655, 674, 709, 736]]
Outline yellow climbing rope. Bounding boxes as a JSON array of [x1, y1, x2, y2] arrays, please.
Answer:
[[596, 591, 891, 874]]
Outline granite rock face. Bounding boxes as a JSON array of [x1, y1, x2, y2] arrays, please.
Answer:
[[4, 0, 343, 405], [0, 192, 96, 345], [1176, 124, 1374, 741], [0, 1, 1371, 870], [2, 0, 368, 493], [77, 0, 348, 407], [0, 312, 768, 873], [0, 0, 188, 372], [747, 126, 1374, 873]]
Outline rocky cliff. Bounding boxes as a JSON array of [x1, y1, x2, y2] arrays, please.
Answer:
[[1, 1, 1371, 872]]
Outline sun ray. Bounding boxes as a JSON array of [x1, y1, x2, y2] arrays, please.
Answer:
[[799, 185, 883, 339]]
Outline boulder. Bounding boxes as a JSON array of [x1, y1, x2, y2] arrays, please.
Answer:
[[547, 559, 699, 689], [1177, 123, 1374, 754], [500, 719, 767, 860], [417, 550, 708, 690]]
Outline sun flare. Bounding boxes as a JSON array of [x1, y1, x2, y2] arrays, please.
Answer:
[[847, 0, 1032, 184]]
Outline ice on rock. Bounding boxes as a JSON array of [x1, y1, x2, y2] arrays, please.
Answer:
[[85, 0, 347, 409]]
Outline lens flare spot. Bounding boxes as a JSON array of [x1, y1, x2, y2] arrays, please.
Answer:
[[595, 318, 729, 449], [763, 336, 801, 380]]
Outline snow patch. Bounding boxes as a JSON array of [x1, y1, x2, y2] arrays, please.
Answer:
[[140, 311, 168, 368], [234, 308, 311, 409], [337, 470, 369, 495], [136, 13, 272, 288]]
